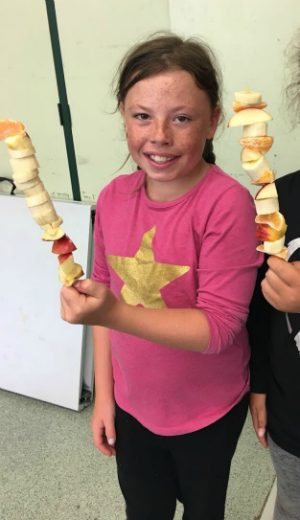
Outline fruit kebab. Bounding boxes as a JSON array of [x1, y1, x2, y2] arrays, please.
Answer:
[[228, 87, 288, 259], [0, 119, 84, 285]]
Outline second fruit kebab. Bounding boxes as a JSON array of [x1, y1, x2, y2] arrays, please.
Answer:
[[228, 87, 288, 259], [0, 119, 83, 285]]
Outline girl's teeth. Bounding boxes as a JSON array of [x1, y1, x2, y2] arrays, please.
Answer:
[[149, 155, 174, 163]]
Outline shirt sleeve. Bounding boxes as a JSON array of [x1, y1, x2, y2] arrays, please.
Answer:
[[247, 256, 271, 393], [196, 184, 263, 355], [90, 193, 111, 288]]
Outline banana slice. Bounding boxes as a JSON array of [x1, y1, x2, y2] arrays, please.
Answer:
[[29, 202, 61, 226], [241, 148, 262, 162], [23, 181, 46, 197], [12, 168, 39, 184], [26, 191, 51, 208], [13, 175, 42, 192], [234, 89, 262, 104], [8, 147, 36, 159], [10, 156, 39, 175], [243, 123, 268, 138], [42, 227, 65, 241], [257, 236, 286, 255], [243, 156, 273, 183], [255, 198, 279, 215]]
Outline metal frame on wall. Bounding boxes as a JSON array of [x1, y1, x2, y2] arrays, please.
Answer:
[[45, 0, 81, 201]]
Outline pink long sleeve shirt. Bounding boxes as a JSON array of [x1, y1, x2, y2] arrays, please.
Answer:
[[91, 165, 262, 435]]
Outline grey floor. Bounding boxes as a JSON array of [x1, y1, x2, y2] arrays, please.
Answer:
[[0, 390, 275, 520]]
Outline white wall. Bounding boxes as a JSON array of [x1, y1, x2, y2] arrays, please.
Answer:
[[1, 1, 300, 200], [0, 1, 72, 198], [170, 0, 300, 195]]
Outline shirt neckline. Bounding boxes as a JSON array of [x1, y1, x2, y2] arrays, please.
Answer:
[[140, 165, 214, 208]]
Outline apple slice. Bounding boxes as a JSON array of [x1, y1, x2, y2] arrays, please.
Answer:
[[228, 108, 273, 128], [256, 223, 287, 242], [52, 235, 76, 254], [256, 183, 278, 199]]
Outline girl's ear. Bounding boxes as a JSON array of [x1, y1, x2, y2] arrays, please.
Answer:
[[120, 102, 125, 117], [207, 106, 221, 140], [120, 102, 127, 133]]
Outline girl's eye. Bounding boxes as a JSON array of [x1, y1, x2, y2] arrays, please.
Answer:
[[134, 113, 149, 121], [175, 115, 190, 123]]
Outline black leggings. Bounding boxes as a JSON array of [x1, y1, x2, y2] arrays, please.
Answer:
[[115, 393, 249, 520]]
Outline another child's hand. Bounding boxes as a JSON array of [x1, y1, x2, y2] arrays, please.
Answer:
[[91, 398, 116, 457], [249, 393, 268, 448], [60, 279, 119, 326], [261, 258, 300, 313]]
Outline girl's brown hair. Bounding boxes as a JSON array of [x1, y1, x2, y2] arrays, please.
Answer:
[[114, 32, 223, 165]]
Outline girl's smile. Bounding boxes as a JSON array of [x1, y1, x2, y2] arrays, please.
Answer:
[[120, 70, 220, 201]]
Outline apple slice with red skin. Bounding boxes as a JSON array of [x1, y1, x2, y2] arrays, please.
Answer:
[[52, 235, 77, 255]]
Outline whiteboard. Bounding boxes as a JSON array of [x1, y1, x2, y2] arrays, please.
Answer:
[[0, 194, 94, 410]]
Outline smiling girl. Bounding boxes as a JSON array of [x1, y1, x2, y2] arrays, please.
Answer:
[[60, 33, 262, 519]]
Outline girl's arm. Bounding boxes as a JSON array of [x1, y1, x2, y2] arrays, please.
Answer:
[[92, 325, 114, 401], [91, 325, 116, 457], [61, 185, 262, 354]]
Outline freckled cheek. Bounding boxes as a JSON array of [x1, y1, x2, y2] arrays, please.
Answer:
[[126, 127, 147, 153]]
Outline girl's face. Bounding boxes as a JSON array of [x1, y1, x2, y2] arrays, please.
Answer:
[[120, 70, 220, 189]]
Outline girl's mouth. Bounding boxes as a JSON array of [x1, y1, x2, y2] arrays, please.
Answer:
[[145, 153, 180, 166]]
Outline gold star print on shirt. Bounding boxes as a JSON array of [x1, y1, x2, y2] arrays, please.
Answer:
[[107, 226, 190, 309]]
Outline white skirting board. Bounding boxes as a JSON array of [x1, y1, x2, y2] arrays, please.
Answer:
[[260, 479, 277, 520]]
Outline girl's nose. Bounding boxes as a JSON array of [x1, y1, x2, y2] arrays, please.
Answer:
[[150, 121, 171, 145]]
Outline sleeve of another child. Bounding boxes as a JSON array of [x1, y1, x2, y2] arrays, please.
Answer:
[[247, 257, 271, 393], [196, 184, 263, 355]]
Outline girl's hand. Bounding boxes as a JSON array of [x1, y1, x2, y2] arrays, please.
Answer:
[[249, 393, 268, 449], [91, 399, 116, 457], [261, 258, 300, 312], [60, 279, 119, 326]]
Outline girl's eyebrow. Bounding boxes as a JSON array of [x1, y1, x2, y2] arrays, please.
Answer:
[[129, 104, 193, 112]]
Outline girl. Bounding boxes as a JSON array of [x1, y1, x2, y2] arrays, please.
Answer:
[[249, 29, 300, 520], [61, 33, 262, 520]]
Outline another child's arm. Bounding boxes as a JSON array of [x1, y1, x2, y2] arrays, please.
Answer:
[[262, 257, 300, 312], [247, 258, 271, 448], [90, 325, 116, 457]]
